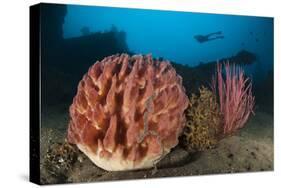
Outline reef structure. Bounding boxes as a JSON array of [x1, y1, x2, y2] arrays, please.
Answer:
[[182, 62, 255, 153], [67, 54, 189, 171]]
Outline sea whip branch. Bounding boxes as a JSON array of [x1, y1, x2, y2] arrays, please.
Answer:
[[212, 62, 255, 135]]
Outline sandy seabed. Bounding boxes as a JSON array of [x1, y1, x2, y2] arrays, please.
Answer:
[[39, 107, 273, 184]]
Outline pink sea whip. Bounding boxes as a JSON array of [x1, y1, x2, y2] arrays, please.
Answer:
[[212, 62, 255, 135]]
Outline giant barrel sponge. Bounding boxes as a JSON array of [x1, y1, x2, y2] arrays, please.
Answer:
[[67, 54, 189, 171]]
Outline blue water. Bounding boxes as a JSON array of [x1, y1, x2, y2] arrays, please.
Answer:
[[63, 5, 273, 80]]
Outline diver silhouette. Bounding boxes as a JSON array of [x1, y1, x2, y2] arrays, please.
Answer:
[[194, 31, 224, 43]]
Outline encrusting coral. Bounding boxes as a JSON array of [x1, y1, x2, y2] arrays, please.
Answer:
[[183, 86, 222, 152], [67, 53, 189, 171]]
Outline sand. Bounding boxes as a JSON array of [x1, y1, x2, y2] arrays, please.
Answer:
[[39, 109, 273, 184]]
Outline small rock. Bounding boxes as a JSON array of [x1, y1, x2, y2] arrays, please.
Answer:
[[78, 155, 84, 163], [227, 153, 234, 159]]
